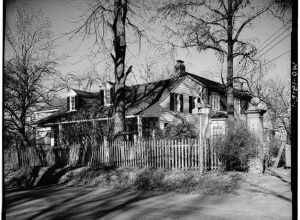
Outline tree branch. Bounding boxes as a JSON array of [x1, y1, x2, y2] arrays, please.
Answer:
[[234, 7, 269, 42]]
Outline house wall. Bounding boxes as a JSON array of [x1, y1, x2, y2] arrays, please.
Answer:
[[141, 77, 249, 135], [142, 77, 206, 133]]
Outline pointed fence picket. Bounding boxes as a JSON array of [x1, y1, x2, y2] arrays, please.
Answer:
[[6, 138, 220, 171], [86, 138, 220, 171]]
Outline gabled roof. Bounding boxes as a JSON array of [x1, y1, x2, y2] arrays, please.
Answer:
[[71, 89, 100, 98], [37, 73, 252, 126], [186, 72, 251, 98]]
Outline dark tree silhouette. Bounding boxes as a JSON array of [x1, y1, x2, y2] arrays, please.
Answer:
[[157, 0, 275, 131], [4, 8, 58, 156], [72, 0, 147, 139]]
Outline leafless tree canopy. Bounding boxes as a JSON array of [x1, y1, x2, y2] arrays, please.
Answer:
[[70, 0, 151, 139], [157, 0, 279, 129], [4, 8, 59, 149]]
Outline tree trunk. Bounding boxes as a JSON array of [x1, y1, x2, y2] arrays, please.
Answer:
[[226, 0, 235, 131], [112, 0, 128, 140]]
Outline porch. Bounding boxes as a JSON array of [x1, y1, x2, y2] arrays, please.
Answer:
[[37, 115, 161, 147]]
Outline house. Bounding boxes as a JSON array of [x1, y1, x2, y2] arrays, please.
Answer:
[[36, 60, 253, 146]]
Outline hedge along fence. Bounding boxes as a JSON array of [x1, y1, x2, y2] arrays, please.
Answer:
[[4, 138, 220, 172]]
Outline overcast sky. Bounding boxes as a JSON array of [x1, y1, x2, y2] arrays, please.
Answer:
[[5, 0, 291, 92]]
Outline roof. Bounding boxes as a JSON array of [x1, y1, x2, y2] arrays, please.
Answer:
[[186, 72, 251, 98], [37, 73, 252, 126], [71, 89, 100, 98]]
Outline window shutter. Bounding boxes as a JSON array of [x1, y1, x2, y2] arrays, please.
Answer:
[[110, 87, 114, 105], [75, 95, 79, 110], [220, 95, 227, 111], [189, 96, 193, 113], [240, 100, 248, 114], [170, 93, 174, 111], [67, 96, 70, 111], [99, 90, 104, 105], [180, 94, 183, 112]]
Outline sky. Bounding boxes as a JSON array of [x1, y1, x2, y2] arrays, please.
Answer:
[[5, 0, 291, 93]]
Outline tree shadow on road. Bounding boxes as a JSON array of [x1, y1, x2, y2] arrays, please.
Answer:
[[247, 182, 291, 202], [5, 173, 244, 220]]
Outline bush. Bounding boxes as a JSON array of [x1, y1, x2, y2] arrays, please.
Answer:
[[213, 122, 257, 171], [134, 168, 165, 190], [163, 122, 197, 139]]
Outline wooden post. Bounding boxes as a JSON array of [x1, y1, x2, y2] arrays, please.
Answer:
[[137, 116, 142, 139]]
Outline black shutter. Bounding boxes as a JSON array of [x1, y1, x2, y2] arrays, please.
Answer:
[[75, 95, 79, 110], [110, 87, 114, 105], [67, 96, 70, 111], [100, 90, 104, 105], [240, 100, 248, 114], [189, 96, 193, 113], [180, 94, 183, 112], [170, 93, 174, 111], [220, 95, 227, 111]]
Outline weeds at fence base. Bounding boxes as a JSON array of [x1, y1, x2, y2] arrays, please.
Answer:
[[58, 167, 242, 194]]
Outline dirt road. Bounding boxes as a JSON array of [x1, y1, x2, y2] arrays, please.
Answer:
[[4, 173, 292, 220]]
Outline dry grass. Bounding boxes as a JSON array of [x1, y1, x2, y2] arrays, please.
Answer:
[[58, 167, 243, 194]]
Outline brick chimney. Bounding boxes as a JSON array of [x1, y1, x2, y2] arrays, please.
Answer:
[[174, 60, 186, 77]]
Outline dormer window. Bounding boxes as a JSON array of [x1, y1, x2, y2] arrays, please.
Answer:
[[100, 82, 114, 106], [67, 89, 78, 112], [70, 96, 76, 111], [104, 88, 113, 106], [67, 95, 77, 111]]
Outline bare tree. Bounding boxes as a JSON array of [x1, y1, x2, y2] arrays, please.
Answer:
[[258, 80, 290, 144], [4, 7, 58, 153], [137, 59, 171, 83], [157, 0, 276, 130], [72, 0, 150, 139]]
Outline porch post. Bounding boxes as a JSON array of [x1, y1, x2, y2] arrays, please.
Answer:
[[198, 105, 211, 140], [198, 105, 211, 172], [137, 116, 142, 139], [58, 124, 63, 147], [246, 97, 267, 173]]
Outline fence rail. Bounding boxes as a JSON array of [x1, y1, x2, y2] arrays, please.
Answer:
[[4, 138, 220, 172]]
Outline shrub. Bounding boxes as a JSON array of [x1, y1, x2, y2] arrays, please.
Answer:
[[134, 168, 165, 190], [213, 122, 257, 171], [164, 122, 197, 139]]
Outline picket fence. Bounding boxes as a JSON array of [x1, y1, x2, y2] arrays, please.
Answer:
[[88, 138, 220, 171], [5, 138, 220, 171]]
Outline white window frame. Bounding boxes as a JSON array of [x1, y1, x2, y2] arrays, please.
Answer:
[[234, 98, 241, 114], [210, 93, 220, 110], [69, 96, 76, 111]]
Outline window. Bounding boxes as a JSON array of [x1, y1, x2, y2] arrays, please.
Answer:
[[68, 96, 76, 111], [179, 94, 183, 112], [99, 90, 105, 105], [99, 87, 114, 106], [189, 96, 194, 113], [104, 88, 113, 106], [189, 96, 203, 113], [234, 98, 241, 114], [240, 100, 249, 114], [210, 93, 220, 110], [170, 93, 176, 111], [170, 93, 183, 112], [220, 95, 227, 111]]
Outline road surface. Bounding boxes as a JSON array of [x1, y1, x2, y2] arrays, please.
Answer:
[[5, 173, 292, 220]]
